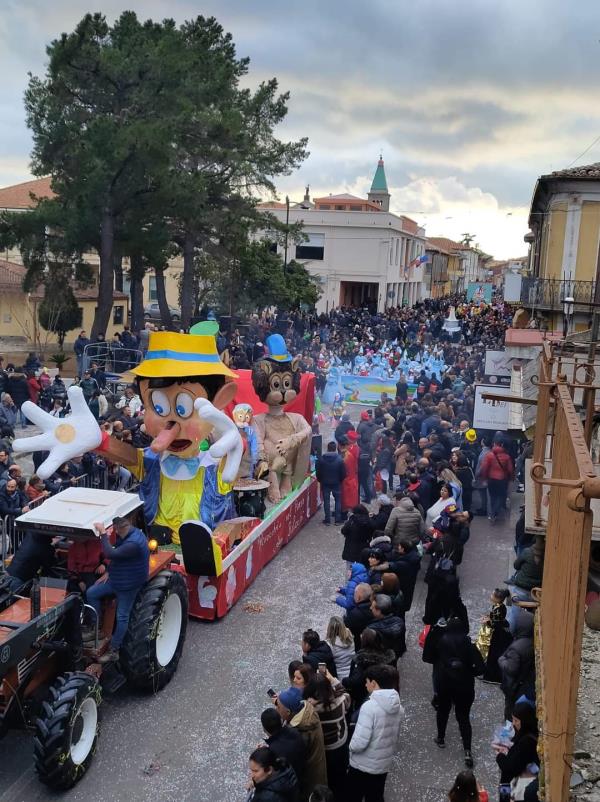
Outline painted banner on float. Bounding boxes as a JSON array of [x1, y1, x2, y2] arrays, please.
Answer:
[[177, 476, 320, 620], [466, 282, 493, 304], [329, 374, 417, 404]]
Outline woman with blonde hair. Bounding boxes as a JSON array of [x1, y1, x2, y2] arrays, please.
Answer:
[[325, 616, 355, 680], [440, 467, 463, 510]]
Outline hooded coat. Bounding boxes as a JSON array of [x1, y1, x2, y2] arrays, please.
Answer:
[[349, 689, 404, 774], [336, 562, 369, 610], [290, 701, 327, 798], [384, 498, 426, 546], [498, 608, 535, 702]]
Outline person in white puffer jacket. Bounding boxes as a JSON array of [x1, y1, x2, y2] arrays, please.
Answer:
[[348, 663, 404, 801]]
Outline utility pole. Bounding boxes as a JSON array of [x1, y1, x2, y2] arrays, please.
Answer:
[[283, 195, 290, 274]]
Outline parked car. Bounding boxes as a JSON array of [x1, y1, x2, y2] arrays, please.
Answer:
[[143, 303, 181, 322]]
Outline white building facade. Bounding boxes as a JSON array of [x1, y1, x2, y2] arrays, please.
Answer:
[[260, 159, 428, 313]]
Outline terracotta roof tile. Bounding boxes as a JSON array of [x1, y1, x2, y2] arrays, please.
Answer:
[[542, 162, 600, 181], [0, 177, 54, 210], [427, 236, 465, 252]]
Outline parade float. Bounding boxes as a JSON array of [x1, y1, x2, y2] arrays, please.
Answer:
[[322, 343, 448, 404], [12, 326, 317, 622]]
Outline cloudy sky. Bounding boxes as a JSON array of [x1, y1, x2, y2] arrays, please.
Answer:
[[1, 0, 599, 258]]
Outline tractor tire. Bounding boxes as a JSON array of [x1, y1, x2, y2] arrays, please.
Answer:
[[120, 569, 188, 692], [34, 672, 101, 790]]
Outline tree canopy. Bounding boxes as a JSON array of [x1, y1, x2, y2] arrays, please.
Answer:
[[2, 11, 314, 338]]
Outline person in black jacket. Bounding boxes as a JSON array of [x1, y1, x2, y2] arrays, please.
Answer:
[[334, 414, 355, 445], [247, 746, 299, 802], [369, 594, 406, 658], [316, 442, 346, 525], [341, 627, 396, 708], [340, 505, 372, 565], [261, 707, 306, 787], [301, 629, 337, 676], [5, 532, 55, 592], [423, 616, 484, 767], [495, 701, 539, 789], [0, 478, 30, 519], [378, 539, 421, 612], [368, 495, 393, 532], [343, 583, 374, 651], [423, 573, 469, 631]]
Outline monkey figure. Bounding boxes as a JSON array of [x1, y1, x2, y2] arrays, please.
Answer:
[[251, 334, 312, 504]]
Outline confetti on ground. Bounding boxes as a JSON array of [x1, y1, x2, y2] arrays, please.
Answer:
[[242, 601, 265, 613]]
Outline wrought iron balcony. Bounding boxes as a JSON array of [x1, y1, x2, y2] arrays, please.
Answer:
[[520, 277, 596, 310]]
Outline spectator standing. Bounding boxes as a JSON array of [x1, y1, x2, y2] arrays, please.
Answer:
[[343, 583, 375, 652], [74, 330, 90, 376], [384, 494, 425, 547], [0, 393, 17, 435], [276, 688, 327, 801], [347, 664, 404, 802], [26, 371, 41, 405], [6, 366, 29, 426], [494, 702, 539, 800], [379, 539, 421, 612], [79, 370, 99, 402], [341, 504, 373, 567], [302, 629, 337, 676], [369, 594, 406, 658], [246, 745, 299, 802], [498, 609, 535, 720], [260, 707, 306, 790], [325, 617, 355, 680], [423, 617, 484, 767], [479, 437, 514, 524], [339, 436, 359, 519], [316, 442, 346, 526], [0, 478, 30, 518], [304, 670, 350, 801]]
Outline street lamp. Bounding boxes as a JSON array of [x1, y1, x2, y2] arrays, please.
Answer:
[[563, 295, 574, 337]]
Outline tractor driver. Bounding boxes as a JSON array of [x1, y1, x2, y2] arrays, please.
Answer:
[[86, 514, 150, 664]]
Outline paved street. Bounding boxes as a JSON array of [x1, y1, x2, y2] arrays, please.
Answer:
[[0, 496, 517, 802]]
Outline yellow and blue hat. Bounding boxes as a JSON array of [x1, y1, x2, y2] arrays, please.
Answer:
[[265, 334, 292, 363], [132, 331, 237, 379]]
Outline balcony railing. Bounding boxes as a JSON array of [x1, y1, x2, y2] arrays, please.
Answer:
[[521, 277, 596, 309]]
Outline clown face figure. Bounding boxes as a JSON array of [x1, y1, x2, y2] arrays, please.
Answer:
[[232, 403, 259, 479]]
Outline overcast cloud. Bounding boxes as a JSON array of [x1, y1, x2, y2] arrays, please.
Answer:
[[2, 0, 600, 258]]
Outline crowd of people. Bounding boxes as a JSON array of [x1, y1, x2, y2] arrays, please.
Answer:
[[0, 295, 544, 801], [241, 299, 542, 802]]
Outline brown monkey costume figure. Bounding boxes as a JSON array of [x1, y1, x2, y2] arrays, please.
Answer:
[[251, 334, 312, 503]]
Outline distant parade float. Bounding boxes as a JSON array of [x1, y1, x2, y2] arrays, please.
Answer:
[[322, 343, 448, 405]]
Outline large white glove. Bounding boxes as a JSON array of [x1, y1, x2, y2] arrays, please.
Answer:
[[13, 386, 102, 479], [194, 398, 243, 485]]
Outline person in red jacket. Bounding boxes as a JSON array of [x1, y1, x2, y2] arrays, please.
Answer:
[[67, 536, 108, 593], [340, 431, 360, 518], [479, 438, 514, 524]]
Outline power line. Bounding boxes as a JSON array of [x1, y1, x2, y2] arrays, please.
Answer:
[[566, 134, 600, 168]]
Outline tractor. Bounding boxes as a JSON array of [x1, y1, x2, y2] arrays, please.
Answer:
[[0, 487, 188, 790]]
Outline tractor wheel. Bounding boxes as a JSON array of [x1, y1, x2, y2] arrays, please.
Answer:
[[120, 569, 188, 691], [34, 672, 101, 790]]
